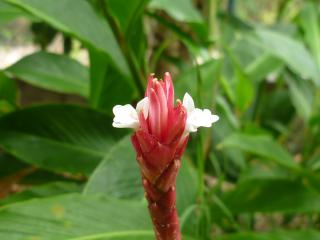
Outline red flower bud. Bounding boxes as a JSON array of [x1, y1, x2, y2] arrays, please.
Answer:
[[132, 73, 187, 239], [113, 72, 219, 240]]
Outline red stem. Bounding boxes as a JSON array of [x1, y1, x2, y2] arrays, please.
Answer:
[[142, 161, 182, 240]]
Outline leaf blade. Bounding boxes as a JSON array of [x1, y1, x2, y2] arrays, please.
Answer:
[[0, 105, 126, 175], [6, 51, 89, 97], [5, 0, 129, 76], [219, 133, 299, 170], [253, 29, 320, 86]]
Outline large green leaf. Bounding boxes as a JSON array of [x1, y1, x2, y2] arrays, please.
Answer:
[[0, 181, 82, 206], [0, 193, 154, 240], [216, 230, 320, 240], [253, 29, 320, 86], [0, 1, 36, 24], [84, 136, 198, 213], [5, 0, 129, 76], [219, 133, 299, 170], [211, 178, 320, 219], [84, 136, 143, 200], [300, 2, 320, 69], [0, 105, 126, 175], [0, 193, 195, 239], [6, 52, 89, 97]]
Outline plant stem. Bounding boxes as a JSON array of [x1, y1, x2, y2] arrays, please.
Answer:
[[208, 0, 220, 46], [194, 60, 206, 203], [196, 132, 205, 202], [100, 0, 145, 97], [142, 160, 182, 240]]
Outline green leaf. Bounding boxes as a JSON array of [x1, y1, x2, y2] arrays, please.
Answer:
[[149, 0, 203, 24], [89, 49, 135, 111], [216, 96, 239, 129], [255, 88, 295, 130], [308, 155, 320, 172], [84, 136, 198, 213], [233, 58, 254, 113], [0, 71, 18, 105], [300, 2, 320, 69], [253, 29, 320, 86], [175, 59, 221, 105], [6, 52, 89, 97], [239, 162, 291, 182], [0, 153, 27, 179], [0, 193, 154, 240], [0, 181, 82, 206], [88, 49, 109, 108], [5, 0, 129, 76], [148, 0, 206, 41], [245, 53, 283, 83], [0, 100, 15, 116], [107, 0, 149, 34], [216, 230, 320, 240], [225, 39, 259, 112], [0, 72, 18, 116], [212, 178, 320, 219], [286, 74, 314, 121], [176, 158, 198, 214], [20, 169, 72, 185], [219, 133, 300, 170], [214, 105, 246, 172], [84, 136, 143, 200], [0, 1, 36, 24], [89, 0, 148, 105], [0, 105, 126, 175], [107, 0, 149, 68]]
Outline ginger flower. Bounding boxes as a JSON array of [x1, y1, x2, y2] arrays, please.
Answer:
[[112, 72, 219, 240], [112, 73, 219, 134]]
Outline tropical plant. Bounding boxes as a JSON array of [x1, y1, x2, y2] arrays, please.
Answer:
[[0, 0, 320, 239]]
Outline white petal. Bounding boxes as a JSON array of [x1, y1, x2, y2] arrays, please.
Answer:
[[210, 114, 219, 124], [182, 92, 195, 113], [112, 104, 139, 129], [112, 121, 139, 128], [185, 106, 219, 133], [136, 97, 149, 118], [199, 108, 219, 127], [113, 104, 135, 116]]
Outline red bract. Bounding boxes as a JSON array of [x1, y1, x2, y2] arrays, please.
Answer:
[[131, 73, 188, 240]]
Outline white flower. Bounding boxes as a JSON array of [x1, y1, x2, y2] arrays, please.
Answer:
[[112, 97, 149, 128], [112, 93, 219, 132], [183, 92, 219, 133]]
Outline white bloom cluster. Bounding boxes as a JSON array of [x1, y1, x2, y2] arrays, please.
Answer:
[[112, 93, 219, 132]]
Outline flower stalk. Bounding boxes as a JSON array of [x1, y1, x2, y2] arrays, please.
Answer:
[[113, 73, 219, 239]]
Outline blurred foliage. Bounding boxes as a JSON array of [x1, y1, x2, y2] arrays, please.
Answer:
[[0, 0, 320, 239]]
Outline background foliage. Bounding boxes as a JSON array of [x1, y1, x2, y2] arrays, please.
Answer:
[[0, 0, 320, 239]]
